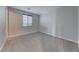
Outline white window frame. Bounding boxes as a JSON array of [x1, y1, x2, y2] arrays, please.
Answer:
[[22, 15, 32, 26]]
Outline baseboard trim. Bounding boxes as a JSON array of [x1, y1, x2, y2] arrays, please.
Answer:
[[8, 31, 38, 39], [41, 32, 77, 44], [54, 35, 77, 44], [9, 31, 78, 44]]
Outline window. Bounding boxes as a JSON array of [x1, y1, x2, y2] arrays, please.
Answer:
[[22, 15, 32, 26]]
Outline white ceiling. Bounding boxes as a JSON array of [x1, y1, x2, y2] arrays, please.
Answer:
[[11, 6, 61, 15]]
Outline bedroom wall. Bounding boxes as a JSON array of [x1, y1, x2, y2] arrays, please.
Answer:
[[8, 7, 39, 37], [55, 6, 78, 43], [10, 6, 78, 43], [77, 7, 79, 47], [0, 7, 6, 49], [39, 6, 78, 43], [11, 6, 58, 35]]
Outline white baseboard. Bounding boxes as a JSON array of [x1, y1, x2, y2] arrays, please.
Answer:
[[8, 31, 38, 39], [54, 35, 77, 44], [9, 31, 78, 43], [41, 32, 77, 44]]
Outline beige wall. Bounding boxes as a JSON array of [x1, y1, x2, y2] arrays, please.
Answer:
[[8, 7, 39, 37]]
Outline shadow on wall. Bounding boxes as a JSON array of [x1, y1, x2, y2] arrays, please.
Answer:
[[39, 24, 48, 33]]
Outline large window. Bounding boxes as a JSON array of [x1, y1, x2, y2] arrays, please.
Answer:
[[22, 15, 32, 26]]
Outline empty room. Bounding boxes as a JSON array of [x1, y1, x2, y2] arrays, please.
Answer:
[[0, 6, 79, 52]]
